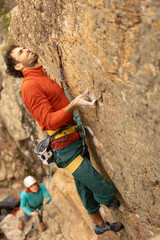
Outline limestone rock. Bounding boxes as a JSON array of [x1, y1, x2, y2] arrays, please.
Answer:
[[0, 170, 122, 240], [0, 41, 49, 182], [0, 0, 159, 239], [148, 235, 160, 240]]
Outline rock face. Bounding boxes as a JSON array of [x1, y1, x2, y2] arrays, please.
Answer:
[[0, 0, 50, 184], [0, 170, 122, 240], [0, 0, 30, 187], [0, 41, 49, 186], [0, 0, 159, 239]]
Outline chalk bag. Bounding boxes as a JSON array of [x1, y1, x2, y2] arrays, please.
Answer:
[[34, 138, 55, 165]]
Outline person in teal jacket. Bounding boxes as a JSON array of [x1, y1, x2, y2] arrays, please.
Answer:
[[18, 176, 51, 231]]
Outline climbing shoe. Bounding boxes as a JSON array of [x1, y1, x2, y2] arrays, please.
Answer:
[[40, 222, 47, 231], [106, 197, 120, 209], [18, 220, 24, 230], [110, 222, 124, 232], [94, 220, 124, 235]]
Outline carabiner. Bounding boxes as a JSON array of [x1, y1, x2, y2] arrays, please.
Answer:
[[56, 43, 62, 58]]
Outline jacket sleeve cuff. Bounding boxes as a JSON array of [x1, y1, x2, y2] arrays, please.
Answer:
[[62, 107, 73, 116]]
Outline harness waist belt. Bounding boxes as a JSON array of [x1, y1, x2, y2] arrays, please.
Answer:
[[65, 155, 83, 174], [27, 203, 42, 210], [47, 125, 78, 140]]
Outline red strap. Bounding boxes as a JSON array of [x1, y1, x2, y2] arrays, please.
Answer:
[[11, 207, 20, 216], [13, 193, 20, 201], [50, 132, 80, 150]]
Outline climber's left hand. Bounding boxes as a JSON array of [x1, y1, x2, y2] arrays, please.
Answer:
[[43, 200, 48, 205]]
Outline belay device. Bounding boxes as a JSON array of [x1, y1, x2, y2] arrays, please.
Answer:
[[34, 138, 55, 165]]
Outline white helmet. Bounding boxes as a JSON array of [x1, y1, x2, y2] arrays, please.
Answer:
[[24, 176, 36, 188]]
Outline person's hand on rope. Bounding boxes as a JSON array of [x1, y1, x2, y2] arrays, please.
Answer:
[[65, 89, 96, 113], [31, 211, 39, 216], [43, 199, 48, 205]]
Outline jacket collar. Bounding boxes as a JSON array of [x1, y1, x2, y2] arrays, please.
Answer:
[[23, 65, 45, 78]]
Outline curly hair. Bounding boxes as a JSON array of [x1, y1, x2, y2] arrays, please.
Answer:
[[4, 45, 23, 78]]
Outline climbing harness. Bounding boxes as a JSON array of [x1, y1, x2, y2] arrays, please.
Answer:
[[64, 154, 83, 174], [56, 43, 86, 156], [47, 121, 77, 142]]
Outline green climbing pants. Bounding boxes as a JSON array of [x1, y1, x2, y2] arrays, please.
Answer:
[[54, 139, 116, 214]]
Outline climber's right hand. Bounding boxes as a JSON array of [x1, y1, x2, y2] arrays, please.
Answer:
[[65, 89, 96, 113], [31, 211, 39, 216]]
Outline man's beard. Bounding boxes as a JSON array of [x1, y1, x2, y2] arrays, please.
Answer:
[[22, 52, 39, 68], [30, 53, 39, 66]]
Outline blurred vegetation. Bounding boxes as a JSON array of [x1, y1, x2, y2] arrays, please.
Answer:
[[24, 167, 37, 179], [0, 8, 10, 30], [2, 39, 14, 55], [0, 7, 14, 55], [0, 0, 5, 10]]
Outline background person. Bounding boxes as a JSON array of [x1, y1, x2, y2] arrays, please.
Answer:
[[18, 176, 51, 231]]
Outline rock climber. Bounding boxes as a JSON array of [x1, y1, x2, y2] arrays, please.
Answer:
[[18, 176, 51, 231], [4, 45, 124, 235]]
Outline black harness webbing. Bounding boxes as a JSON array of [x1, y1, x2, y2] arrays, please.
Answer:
[[48, 120, 76, 142]]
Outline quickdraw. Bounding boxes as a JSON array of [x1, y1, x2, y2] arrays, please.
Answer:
[[56, 43, 86, 156]]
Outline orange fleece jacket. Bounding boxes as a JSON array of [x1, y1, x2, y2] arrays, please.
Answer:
[[22, 65, 74, 131]]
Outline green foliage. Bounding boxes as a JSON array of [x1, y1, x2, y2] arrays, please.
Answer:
[[0, 8, 11, 30], [0, 0, 4, 10], [24, 167, 35, 177], [2, 38, 13, 49], [0, 8, 14, 56], [2, 37, 14, 56]]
